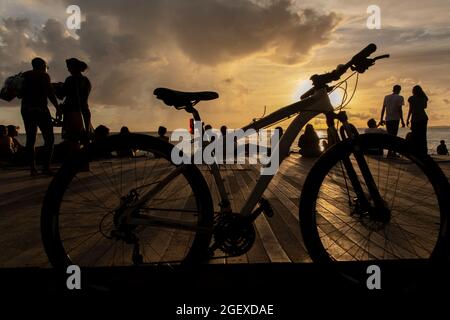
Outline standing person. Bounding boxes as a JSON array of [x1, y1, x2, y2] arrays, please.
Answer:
[[21, 57, 61, 176], [61, 58, 92, 159], [379, 85, 405, 136], [406, 85, 429, 155]]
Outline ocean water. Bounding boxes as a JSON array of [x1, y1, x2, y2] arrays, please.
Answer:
[[15, 127, 450, 155]]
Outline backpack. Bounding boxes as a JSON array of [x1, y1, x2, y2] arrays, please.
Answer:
[[0, 72, 24, 101]]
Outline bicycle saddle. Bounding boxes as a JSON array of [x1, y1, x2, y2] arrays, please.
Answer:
[[154, 87, 219, 108]]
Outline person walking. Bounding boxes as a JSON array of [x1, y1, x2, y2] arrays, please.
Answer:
[[406, 85, 429, 155], [379, 84, 405, 136], [21, 57, 61, 176]]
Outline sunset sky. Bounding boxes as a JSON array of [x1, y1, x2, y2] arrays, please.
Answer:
[[1, 0, 450, 132]]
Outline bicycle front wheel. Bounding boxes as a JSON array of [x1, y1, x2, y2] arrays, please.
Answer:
[[41, 134, 214, 268], [299, 133, 450, 263]]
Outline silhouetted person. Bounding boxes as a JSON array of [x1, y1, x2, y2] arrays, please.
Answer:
[[7, 125, 23, 153], [117, 126, 134, 157], [364, 118, 386, 134], [157, 126, 169, 142], [298, 124, 321, 158], [0, 125, 14, 160], [380, 85, 405, 136], [120, 126, 130, 135], [21, 57, 61, 175], [61, 58, 92, 160], [364, 118, 386, 155], [407, 85, 429, 155], [326, 115, 339, 147], [93, 125, 111, 158], [94, 125, 110, 142], [437, 140, 449, 156]]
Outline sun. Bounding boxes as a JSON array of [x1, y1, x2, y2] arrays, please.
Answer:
[[293, 79, 343, 108]]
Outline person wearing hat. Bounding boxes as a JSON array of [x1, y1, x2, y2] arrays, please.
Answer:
[[61, 57, 92, 158]]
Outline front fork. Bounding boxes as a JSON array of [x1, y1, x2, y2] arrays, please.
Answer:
[[327, 112, 390, 222]]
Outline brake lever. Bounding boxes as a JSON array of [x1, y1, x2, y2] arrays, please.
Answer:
[[373, 54, 390, 61], [350, 59, 374, 73]]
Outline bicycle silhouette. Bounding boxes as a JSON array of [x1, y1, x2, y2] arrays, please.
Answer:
[[41, 44, 450, 275]]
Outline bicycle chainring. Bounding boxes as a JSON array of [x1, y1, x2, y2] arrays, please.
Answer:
[[213, 213, 256, 256]]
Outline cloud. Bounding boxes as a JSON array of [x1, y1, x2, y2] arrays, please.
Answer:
[[0, 0, 340, 117], [61, 0, 340, 65], [165, 1, 340, 65], [347, 112, 373, 121]]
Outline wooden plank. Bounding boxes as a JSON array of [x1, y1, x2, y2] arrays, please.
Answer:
[[221, 166, 248, 264], [230, 168, 270, 263], [244, 168, 310, 262], [237, 167, 291, 263]]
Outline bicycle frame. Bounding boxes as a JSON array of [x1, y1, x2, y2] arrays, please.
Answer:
[[126, 87, 385, 230], [123, 88, 333, 227], [204, 87, 385, 218], [206, 88, 334, 217]]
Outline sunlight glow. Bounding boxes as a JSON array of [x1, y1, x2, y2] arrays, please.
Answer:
[[293, 79, 343, 108]]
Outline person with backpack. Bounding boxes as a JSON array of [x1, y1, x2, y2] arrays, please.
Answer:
[[21, 57, 61, 176]]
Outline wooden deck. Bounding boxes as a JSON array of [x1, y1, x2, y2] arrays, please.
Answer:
[[1, 153, 450, 267]]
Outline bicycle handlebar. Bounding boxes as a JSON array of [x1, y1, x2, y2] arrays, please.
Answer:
[[300, 44, 389, 100]]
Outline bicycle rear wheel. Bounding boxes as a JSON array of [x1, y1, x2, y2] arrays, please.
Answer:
[[41, 134, 214, 268], [300, 133, 450, 264]]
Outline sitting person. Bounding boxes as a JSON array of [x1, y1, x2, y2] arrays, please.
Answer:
[[157, 126, 169, 142], [322, 139, 329, 150], [94, 125, 110, 142], [364, 118, 386, 156], [437, 140, 449, 155], [117, 126, 134, 157], [0, 125, 14, 160], [298, 124, 321, 158], [7, 125, 24, 153], [93, 125, 111, 158], [364, 118, 386, 134]]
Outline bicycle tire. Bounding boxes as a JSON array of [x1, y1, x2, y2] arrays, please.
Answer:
[[41, 133, 214, 268], [300, 133, 450, 264]]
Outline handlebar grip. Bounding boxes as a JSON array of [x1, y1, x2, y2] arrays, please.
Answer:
[[373, 54, 390, 61], [351, 43, 377, 63]]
